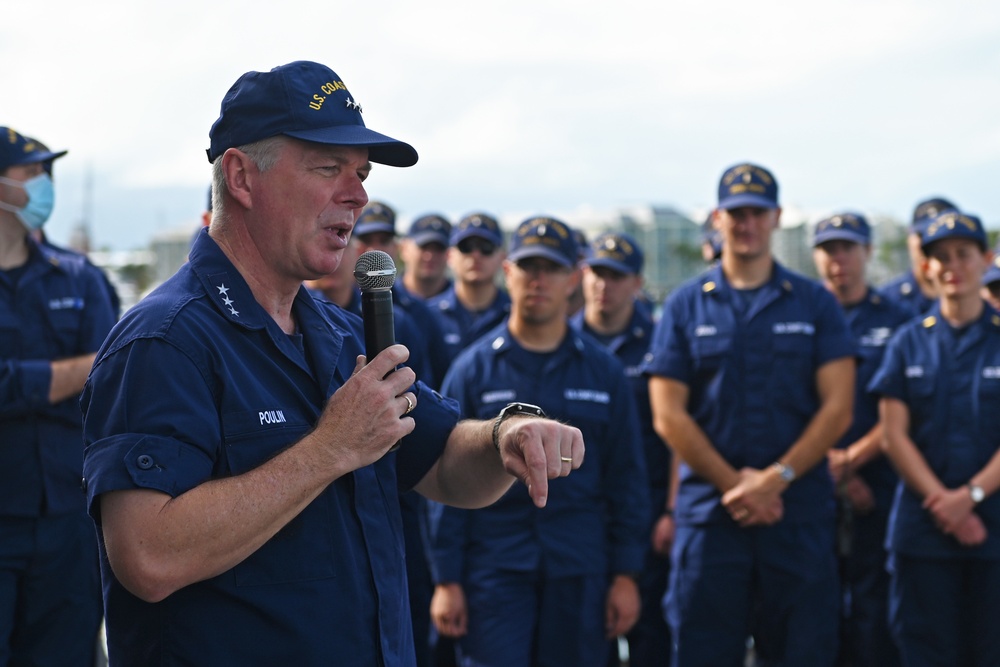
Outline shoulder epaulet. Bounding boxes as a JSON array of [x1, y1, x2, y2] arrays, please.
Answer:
[[922, 315, 937, 328], [702, 281, 716, 293]]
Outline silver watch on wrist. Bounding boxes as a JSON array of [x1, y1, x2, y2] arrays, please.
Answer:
[[968, 484, 985, 504], [773, 462, 796, 483]]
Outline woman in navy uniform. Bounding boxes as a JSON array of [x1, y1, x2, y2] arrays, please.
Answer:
[[869, 210, 1000, 667]]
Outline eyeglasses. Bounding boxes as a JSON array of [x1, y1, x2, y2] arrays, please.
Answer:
[[457, 238, 497, 256]]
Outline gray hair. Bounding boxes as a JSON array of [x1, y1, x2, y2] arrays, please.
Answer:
[[210, 136, 287, 226]]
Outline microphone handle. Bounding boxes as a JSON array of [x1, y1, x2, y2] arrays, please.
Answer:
[[360, 288, 402, 452], [360, 288, 395, 356]]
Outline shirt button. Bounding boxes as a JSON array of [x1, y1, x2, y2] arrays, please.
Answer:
[[137, 455, 155, 470]]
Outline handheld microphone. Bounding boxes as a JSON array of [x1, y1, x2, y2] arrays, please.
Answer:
[[354, 250, 404, 452], [353, 250, 397, 358]]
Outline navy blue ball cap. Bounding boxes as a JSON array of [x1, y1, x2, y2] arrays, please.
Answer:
[[407, 214, 451, 246], [813, 212, 871, 247], [911, 196, 957, 233], [920, 210, 987, 254], [508, 216, 578, 267], [717, 163, 778, 210], [207, 61, 417, 167], [354, 200, 397, 236], [0, 127, 66, 172], [451, 212, 504, 247], [585, 232, 644, 275]]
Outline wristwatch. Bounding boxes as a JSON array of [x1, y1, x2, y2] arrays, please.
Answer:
[[492, 402, 547, 452], [773, 462, 796, 483], [968, 484, 985, 504]]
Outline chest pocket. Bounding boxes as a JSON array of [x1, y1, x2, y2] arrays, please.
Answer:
[[222, 411, 336, 586], [690, 335, 731, 378], [44, 305, 85, 353]]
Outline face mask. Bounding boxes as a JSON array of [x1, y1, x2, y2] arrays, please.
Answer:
[[0, 173, 55, 230]]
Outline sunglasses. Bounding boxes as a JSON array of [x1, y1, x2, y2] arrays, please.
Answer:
[[457, 239, 498, 256]]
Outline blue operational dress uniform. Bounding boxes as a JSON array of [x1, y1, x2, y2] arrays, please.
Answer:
[[569, 304, 670, 667], [833, 288, 910, 667], [643, 261, 856, 667], [81, 231, 462, 666], [426, 286, 511, 368], [868, 303, 1000, 667], [0, 237, 114, 665], [430, 322, 650, 667]]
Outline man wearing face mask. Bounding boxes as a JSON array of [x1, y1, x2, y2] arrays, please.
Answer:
[[0, 127, 114, 665]]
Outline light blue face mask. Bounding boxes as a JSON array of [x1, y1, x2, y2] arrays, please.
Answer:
[[0, 172, 55, 230]]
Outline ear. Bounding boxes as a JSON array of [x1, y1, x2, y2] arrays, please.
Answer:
[[502, 259, 514, 287], [220, 148, 255, 211], [772, 207, 783, 229]]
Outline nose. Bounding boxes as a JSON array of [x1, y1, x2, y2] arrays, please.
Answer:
[[341, 174, 368, 210]]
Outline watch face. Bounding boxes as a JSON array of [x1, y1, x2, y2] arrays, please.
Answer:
[[971, 485, 985, 503]]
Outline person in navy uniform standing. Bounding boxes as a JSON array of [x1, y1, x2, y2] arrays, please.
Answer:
[[429, 216, 650, 667], [399, 213, 452, 300], [570, 232, 673, 667], [869, 210, 1000, 667], [644, 162, 856, 667], [878, 197, 956, 317], [811, 212, 910, 667], [427, 212, 510, 370], [80, 61, 584, 667], [0, 128, 114, 665]]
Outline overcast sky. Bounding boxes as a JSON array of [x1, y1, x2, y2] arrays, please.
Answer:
[[4, 0, 1000, 250]]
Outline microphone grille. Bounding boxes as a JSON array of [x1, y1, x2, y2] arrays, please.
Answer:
[[354, 250, 397, 292]]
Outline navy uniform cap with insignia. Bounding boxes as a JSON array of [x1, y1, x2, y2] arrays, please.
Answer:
[[406, 214, 451, 247], [584, 232, 644, 275], [920, 210, 987, 255], [717, 162, 779, 210], [0, 127, 67, 172], [450, 212, 504, 248], [206, 60, 417, 167], [507, 216, 578, 267], [910, 196, 958, 235], [354, 200, 397, 237], [812, 212, 871, 247]]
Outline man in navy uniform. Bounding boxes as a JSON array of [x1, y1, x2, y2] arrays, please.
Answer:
[[811, 212, 909, 667], [400, 213, 452, 300], [429, 216, 649, 667], [427, 212, 510, 369], [645, 163, 856, 666], [571, 232, 672, 667], [0, 127, 114, 665], [80, 61, 583, 666]]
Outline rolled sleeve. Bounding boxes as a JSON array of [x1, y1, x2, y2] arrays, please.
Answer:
[[82, 337, 221, 520], [84, 433, 216, 521]]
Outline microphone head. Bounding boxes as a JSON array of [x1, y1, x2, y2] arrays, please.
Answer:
[[354, 250, 397, 292]]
